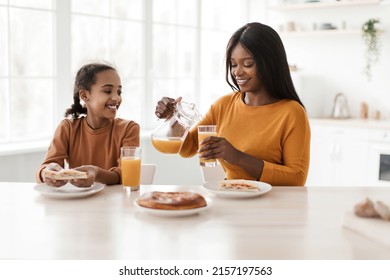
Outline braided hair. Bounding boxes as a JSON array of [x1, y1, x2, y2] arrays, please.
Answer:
[[65, 62, 116, 118]]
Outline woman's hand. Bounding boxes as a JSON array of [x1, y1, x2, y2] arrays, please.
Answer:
[[70, 165, 98, 188], [198, 136, 243, 165], [42, 163, 67, 188], [199, 136, 264, 180], [155, 96, 182, 119]]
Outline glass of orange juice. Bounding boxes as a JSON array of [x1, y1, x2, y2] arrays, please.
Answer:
[[120, 146, 142, 192], [198, 125, 217, 167]]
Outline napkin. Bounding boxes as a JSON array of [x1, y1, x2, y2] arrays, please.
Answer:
[[342, 211, 390, 248]]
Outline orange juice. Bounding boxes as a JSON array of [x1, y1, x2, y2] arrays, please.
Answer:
[[121, 157, 141, 190], [152, 138, 183, 154], [198, 131, 217, 165]]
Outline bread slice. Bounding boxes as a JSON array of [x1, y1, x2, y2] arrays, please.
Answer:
[[354, 197, 380, 218], [138, 191, 207, 210], [45, 169, 88, 180], [218, 180, 260, 192]]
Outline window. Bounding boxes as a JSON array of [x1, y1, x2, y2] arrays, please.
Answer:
[[199, 0, 250, 113], [1, 1, 54, 143], [71, 0, 144, 126], [1, 0, 251, 147]]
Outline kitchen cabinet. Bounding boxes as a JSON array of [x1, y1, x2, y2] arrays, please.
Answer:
[[335, 129, 370, 186], [307, 121, 370, 186], [306, 125, 336, 186], [308, 119, 390, 186]]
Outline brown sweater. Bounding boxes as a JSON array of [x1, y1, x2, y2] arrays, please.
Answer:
[[36, 117, 140, 183]]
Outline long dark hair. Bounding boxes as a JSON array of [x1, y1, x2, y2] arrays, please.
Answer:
[[65, 62, 116, 118], [225, 22, 304, 108]]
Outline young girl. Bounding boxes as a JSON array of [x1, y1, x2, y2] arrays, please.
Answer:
[[155, 22, 310, 186], [36, 62, 140, 187]]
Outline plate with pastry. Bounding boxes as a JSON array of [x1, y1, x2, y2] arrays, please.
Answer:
[[34, 182, 104, 199], [203, 179, 272, 198], [134, 191, 212, 217]]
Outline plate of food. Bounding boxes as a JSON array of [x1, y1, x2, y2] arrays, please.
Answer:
[[203, 179, 272, 198], [34, 182, 104, 199], [134, 191, 212, 217]]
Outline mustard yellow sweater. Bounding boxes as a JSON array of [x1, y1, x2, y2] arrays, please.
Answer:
[[36, 117, 140, 183], [180, 92, 310, 186]]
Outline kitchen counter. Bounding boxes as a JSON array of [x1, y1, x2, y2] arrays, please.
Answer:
[[310, 118, 390, 130]]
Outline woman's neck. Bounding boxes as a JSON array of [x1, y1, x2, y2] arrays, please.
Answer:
[[243, 91, 278, 106]]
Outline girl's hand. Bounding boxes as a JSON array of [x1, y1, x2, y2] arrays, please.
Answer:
[[155, 96, 182, 119], [198, 136, 242, 164], [70, 165, 98, 188], [42, 163, 67, 188]]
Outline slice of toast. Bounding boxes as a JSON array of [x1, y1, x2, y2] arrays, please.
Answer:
[[45, 169, 88, 180], [218, 180, 260, 192]]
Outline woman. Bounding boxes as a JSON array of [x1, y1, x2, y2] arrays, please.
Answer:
[[36, 62, 140, 187], [155, 22, 310, 186]]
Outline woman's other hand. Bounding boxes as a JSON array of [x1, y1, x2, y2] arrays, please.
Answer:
[[70, 165, 98, 188], [42, 163, 67, 188], [198, 136, 242, 164], [155, 96, 182, 119]]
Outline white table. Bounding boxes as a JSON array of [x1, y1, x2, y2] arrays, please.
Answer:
[[1, 182, 390, 260]]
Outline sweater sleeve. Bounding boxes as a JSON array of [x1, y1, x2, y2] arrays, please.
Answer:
[[178, 125, 199, 158], [121, 122, 140, 147], [35, 120, 70, 183], [260, 109, 311, 186]]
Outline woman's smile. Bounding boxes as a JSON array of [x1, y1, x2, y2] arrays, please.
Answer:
[[236, 78, 249, 86]]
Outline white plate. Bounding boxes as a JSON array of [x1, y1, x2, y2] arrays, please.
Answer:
[[34, 182, 105, 199], [203, 180, 272, 198], [134, 197, 213, 217]]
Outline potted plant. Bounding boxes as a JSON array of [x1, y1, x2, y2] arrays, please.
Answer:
[[362, 18, 381, 81]]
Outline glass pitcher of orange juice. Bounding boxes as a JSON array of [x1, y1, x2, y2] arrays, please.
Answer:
[[151, 101, 201, 154]]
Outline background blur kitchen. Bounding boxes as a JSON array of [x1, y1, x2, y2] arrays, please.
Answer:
[[1, 0, 390, 186]]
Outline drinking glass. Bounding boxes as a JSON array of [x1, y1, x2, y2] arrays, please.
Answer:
[[121, 147, 142, 191], [198, 125, 217, 167]]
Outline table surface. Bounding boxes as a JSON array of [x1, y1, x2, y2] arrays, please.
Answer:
[[1, 182, 390, 260]]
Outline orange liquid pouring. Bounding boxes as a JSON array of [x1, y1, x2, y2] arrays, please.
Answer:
[[152, 138, 183, 154]]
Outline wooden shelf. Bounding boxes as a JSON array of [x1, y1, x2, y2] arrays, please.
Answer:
[[270, 0, 380, 11], [280, 29, 361, 36], [279, 28, 384, 36]]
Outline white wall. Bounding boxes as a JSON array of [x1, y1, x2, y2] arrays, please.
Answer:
[[267, 2, 390, 119], [0, 152, 44, 183]]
